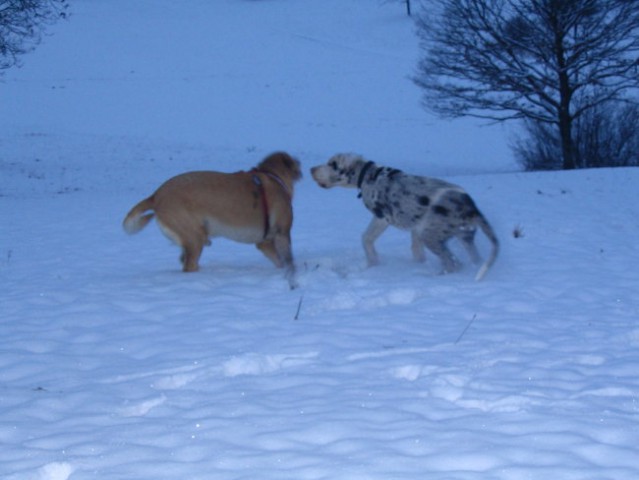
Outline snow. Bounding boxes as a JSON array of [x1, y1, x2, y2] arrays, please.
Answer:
[[1, 1, 638, 479]]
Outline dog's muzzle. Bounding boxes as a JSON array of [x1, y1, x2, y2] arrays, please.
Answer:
[[310, 167, 329, 188]]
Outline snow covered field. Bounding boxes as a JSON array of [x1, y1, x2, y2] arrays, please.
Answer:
[[1, 1, 638, 479]]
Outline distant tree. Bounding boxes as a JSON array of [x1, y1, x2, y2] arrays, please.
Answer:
[[384, 0, 413, 16], [414, 0, 639, 170], [514, 100, 639, 170], [0, 0, 68, 74]]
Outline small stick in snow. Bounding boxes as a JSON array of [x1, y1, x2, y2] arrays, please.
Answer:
[[455, 314, 477, 344], [294, 294, 304, 320]]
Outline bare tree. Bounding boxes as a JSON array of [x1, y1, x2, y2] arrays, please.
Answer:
[[514, 101, 639, 170], [383, 0, 413, 16], [0, 0, 68, 74], [414, 0, 639, 170]]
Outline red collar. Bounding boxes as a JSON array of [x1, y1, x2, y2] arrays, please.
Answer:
[[251, 173, 270, 239], [249, 169, 291, 239]]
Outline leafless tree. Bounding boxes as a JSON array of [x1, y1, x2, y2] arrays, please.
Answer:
[[414, 0, 639, 170], [383, 0, 413, 16], [0, 0, 68, 74], [514, 101, 639, 170]]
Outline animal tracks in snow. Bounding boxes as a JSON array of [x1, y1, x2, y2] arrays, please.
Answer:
[[118, 394, 167, 417], [221, 352, 318, 377], [111, 353, 321, 417], [5, 462, 75, 480], [296, 259, 431, 315]]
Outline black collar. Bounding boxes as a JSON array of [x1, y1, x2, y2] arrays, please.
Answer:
[[356, 161, 375, 189]]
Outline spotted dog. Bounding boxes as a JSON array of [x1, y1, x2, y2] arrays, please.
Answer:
[[311, 153, 499, 280]]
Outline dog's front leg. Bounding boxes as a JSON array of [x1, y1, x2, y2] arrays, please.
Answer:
[[257, 240, 284, 268], [362, 218, 389, 266], [411, 230, 426, 263], [273, 233, 298, 289]]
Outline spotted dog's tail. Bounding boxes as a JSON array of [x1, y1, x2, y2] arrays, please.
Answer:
[[474, 213, 499, 281], [123, 196, 155, 234]]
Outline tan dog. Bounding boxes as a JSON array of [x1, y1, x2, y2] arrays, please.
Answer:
[[123, 151, 302, 288]]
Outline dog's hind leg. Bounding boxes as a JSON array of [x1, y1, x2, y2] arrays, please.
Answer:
[[179, 226, 209, 273], [180, 239, 205, 272], [362, 218, 389, 266], [411, 230, 426, 263], [456, 228, 481, 265], [158, 218, 207, 272], [421, 231, 459, 274]]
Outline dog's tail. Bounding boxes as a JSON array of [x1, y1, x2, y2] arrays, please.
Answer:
[[474, 213, 499, 281], [123, 196, 155, 234]]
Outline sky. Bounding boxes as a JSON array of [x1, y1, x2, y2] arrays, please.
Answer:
[[1, 1, 638, 479]]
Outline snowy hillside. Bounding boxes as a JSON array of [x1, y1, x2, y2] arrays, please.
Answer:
[[1, 1, 638, 480]]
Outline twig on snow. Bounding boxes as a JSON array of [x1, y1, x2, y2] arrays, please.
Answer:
[[455, 314, 477, 344], [294, 294, 304, 320]]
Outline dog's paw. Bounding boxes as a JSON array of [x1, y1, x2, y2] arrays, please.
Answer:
[[366, 257, 380, 268]]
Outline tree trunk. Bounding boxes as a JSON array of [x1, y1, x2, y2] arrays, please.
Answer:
[[558, 107, 575, 170], [553, 14, 575, 170]]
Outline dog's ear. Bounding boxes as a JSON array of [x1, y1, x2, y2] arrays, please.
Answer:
[[280, 152, 294, 169], [260, 151, 302, 180], [281, 153, 302, 180]]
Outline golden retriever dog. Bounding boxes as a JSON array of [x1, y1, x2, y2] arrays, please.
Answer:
[[123, 151, 302, 288]]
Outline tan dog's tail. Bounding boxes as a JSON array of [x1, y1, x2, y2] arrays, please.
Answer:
[[474, 214, 499, 281], [123, 196, 155, 234]]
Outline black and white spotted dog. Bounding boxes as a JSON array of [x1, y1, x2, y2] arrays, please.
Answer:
[[311, 153, 499, 280]]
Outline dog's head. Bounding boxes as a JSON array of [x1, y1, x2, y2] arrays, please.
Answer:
[[258, 151, 303, 183], [310, 153, 367, 189]]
